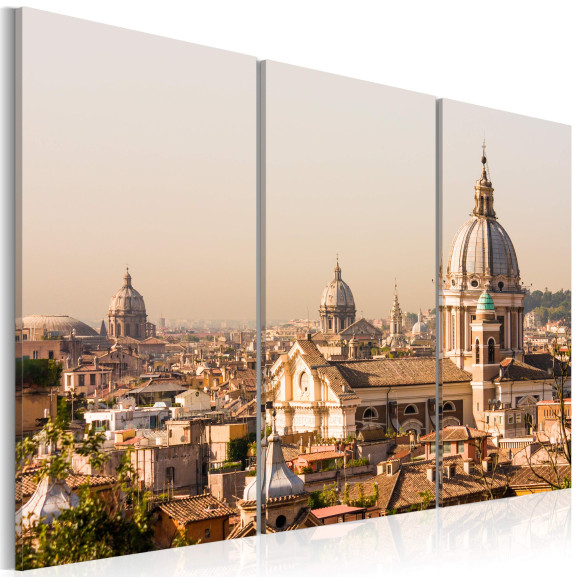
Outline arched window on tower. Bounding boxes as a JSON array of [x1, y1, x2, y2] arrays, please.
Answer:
[[475, 339, 480, 364], [488, 338, 495, 364], [117, 323, 121, 337], [126, 324, 131, 337], [328, 318, 332, 331]]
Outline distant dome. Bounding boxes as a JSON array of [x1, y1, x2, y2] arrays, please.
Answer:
[[320, 261, 355, 309], [411, 310, 428, 336], [412, 320, 428, 335], [109, 269, 146, 314], [21, 315, 98, 338]]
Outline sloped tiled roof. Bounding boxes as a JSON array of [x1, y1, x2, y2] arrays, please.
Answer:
[[295, 340, 358, 401], [157, 494, 235, 525], [334, 358, 471, 388], [508, 464, 571, 488], [524, 353, 571, 377], [348, 469, 400, 511], [421, 426, 489, 442], [350, 455, 508, 513], [281, 445, 300, 463], [496, 358, 550, 382], [295, 450, 345, 463], [16, 472, 116, 503]]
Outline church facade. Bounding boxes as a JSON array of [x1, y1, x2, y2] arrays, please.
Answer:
[[268, 148, 554, 440]]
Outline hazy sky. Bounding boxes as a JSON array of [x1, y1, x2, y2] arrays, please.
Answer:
[[442, 100, 571, 293], [21, 9, 256, 326], [265, 62, 436, 322]]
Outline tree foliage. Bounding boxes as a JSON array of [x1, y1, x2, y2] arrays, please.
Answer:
[[308, 482, 339, 509], [16, 417, 155, 569], [525, 289, 571, 324], [16, 359, 62, 389]]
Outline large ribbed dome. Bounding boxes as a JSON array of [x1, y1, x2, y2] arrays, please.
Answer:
[[446, 149, 520, 292], [20, 315, 98, 338], [320, 261, 355, 309], [448, 217, 519, 278], [108, 269, 146, 314]]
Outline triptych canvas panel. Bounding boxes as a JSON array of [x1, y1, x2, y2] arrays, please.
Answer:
[[14, 8, 571, 570]]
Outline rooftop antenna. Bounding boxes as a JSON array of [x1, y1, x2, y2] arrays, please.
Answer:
[[482, 137, 492, 181]]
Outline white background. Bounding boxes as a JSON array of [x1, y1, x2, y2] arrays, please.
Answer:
[[1, 0, 575, 574]]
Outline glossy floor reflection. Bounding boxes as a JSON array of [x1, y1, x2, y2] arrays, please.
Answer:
[[8, 490, 571, 577]]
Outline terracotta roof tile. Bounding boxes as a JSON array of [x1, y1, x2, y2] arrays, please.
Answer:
[[158, 494, 235, 525], [496, 358, 551, 382], [421, 426, 490, 442], [335, 358, 471, 388]]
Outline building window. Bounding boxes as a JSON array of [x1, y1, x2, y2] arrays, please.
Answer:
[[48, 350, 54, 360], [204, 528, 211, 539], [404, 404, 418, 415], [443, 442, 451, 454], [78, 374, 85, 387], [363, 407, 378, 422], [431, 443, 436, 455], [498, 316, 505, 348], [32, 350, 39, 360], [328, 319, 332, 331], [475, 339, 480, 364], [299, 372, 309, 394], [166, 467, 175, 483], [90, 374, 96, 387], [457, 440, 464, 453], [516, 413, 522, 423], [275, 515, 287, 529], [499, 416, 503, 424], [508, 414, 514, 425], [443, 401, 456, 412], [488, 338, 495, 364]]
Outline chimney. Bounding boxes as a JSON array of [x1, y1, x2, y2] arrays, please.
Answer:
[[482, 457, 494, 473], [463, 459, 474, 475], [385, 459, 401, 476], [444, 463, 456, 479], [426, 465, 436, 483]]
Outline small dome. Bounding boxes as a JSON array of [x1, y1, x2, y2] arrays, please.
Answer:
[[20, 315, 98, 338], [476, 289, 495, 312], [243, 429, 304, 501], [412, 321, 428, 335], [411, 310, 428, 335], [109, 269, 146, 314], [320, 261, 355, 309]]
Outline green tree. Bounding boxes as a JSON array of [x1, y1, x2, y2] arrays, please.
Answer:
[[16, 418, 155, 569]]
